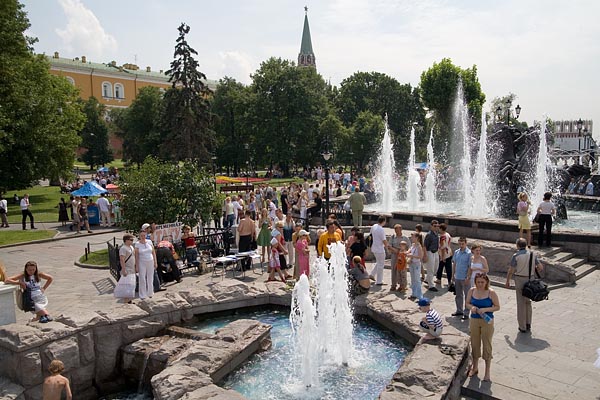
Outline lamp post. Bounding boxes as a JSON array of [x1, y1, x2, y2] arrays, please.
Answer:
[[322, 150, 332, 225], [244, 143, 249, 186], [496, 101, 521, 127], [577, 118, 583, 164], [211, 156, 217, 191]]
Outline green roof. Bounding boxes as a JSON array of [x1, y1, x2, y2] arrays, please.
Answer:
[[46, 55, 219, 89], [300, 14, 314, 55]]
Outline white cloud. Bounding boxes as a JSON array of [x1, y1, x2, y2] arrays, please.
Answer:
[[55, 0, 117, 59], [218, 51, 255, 84]]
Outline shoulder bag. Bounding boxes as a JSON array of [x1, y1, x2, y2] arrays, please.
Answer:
[[522, 252, 549, 302]]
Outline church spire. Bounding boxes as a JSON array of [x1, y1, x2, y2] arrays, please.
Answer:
[[298, 6, 316, 68]]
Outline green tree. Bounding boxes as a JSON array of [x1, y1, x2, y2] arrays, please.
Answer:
[[248, 57, 330, 174], [79, 97, 113, 170], [162, 23, 214, 163], [112, 86, 164, 166], [211, 77, 251, 175], [420, 58, 486, 146], [350, 111, 385, 172], [487, 93, 528, 131], [0, 0, 84, 190], [119, 157, 215, 231], [336, 71, 425, 164]]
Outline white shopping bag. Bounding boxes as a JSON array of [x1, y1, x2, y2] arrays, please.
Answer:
[[113, 273, 136, 299]]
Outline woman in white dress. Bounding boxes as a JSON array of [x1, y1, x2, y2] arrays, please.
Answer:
[[468, 243, 489, 287], [6, 261, 54, 322], [135, 230, 157, 299]]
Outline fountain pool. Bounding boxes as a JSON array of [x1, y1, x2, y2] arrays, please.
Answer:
[[187, 308, 410, 400]]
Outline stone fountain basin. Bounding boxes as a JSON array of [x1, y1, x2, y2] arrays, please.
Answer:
[[0, 280, 469, 400]]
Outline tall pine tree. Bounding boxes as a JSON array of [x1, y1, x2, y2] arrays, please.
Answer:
[[162, 23, 214, 163]]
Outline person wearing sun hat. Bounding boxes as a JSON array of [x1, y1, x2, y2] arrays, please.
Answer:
[[418, 297, 444, 339], [295, 229, 311, 277], [266, 229, 287, 283]]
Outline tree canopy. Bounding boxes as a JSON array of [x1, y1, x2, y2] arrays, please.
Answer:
[[112, 86, 164, 166], [0, 0, 84, 190], [162, 23, 215, 163], [119, 157, 216, 231], [79, 97, 113, 170], [336, 71, 425, 163], [420, 58, 486, 156]]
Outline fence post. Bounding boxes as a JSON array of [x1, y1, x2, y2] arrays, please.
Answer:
[[85, 248, 88, 261]]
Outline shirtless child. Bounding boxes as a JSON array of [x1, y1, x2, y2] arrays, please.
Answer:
[[43, 360, 72, 400]]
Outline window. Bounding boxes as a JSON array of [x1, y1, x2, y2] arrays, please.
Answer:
[[65, 76, 75, 85], [114, 83, 124, 99], [102, 82, 113, 98]]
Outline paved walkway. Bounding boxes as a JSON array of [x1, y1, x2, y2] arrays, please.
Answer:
[[0, 232, 599, 399]]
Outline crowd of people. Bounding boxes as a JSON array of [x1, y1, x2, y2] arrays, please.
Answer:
[[1, 173, 558, 387]]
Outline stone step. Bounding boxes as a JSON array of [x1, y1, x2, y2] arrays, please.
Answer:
[[563, 257, 587, 269], [545, 251, 574, 262], [574, 263, 598, 280], [487, 273, 565, 291], [536, 246, 562, 257]]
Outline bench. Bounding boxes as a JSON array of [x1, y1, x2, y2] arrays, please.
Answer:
[[220, 184, 254, 193]]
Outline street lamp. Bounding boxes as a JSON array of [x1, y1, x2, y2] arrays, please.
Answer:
[[577, 118, 583, 164], [322, 150, 332, 225], [496, 101, 521, 126], [211, 156, 217, 191], [244, 143, 249, 186]]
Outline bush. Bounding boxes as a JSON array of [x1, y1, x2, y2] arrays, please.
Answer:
[[120, 157, 215, 231]]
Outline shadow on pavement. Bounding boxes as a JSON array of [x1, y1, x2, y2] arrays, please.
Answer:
[[92, 277, 115, 295]]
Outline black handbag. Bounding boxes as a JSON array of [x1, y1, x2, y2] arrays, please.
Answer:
[[522, 253, 549, 302], [250, 239, 258, 251], [22, 288, 35, 312]]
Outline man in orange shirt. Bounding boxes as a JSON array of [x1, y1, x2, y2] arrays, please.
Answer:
[[317, 220, 341, 260]]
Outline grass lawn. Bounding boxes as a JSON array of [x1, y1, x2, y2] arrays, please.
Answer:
[[73, 159, 126, 174], [5, 186, 68, 224], [0, 230, 56, 246], [79, 248, 109, 265]]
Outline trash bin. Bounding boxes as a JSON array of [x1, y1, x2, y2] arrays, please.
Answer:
[[87, 204, 100, 225]]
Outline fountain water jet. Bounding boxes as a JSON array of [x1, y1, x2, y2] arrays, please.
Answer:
[[406, 125, 421, 210], [373, 115, 399, 211], [529, 117, 549, 211], [452, 79, 472, 204], [472, 116, 492, 215], [424, 128, 437, 211], [290, 242, 353, 389]]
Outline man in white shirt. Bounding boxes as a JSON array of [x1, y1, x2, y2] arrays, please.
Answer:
[[369, 215, 388, 285], [0, 195, 9, 228], [20, 194, 36, 230], [231, 196, 243, 224], [96, 193, 112, 227]]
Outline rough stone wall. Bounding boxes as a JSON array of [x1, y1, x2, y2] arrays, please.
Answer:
[[0, 279, 469, 400]]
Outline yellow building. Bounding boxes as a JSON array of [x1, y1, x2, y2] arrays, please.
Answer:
[[47, 52, 217, 108]]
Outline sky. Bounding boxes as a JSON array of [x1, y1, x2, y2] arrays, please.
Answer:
[[21, 0, 600, 141]]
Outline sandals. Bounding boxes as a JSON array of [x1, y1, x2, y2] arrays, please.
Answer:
[[439, 345, 458, 356], [468, 367, 479, 377], [265, 278, 277, 283]]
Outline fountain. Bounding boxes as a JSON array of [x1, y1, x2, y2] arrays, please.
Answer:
[[472, 115, 492, 215], [291, 242, 353, 388], [406, 125, 421, 210], [452, 79, 473, 205], [424, 127, 438, 211], [373, 115, 399, 211], [528, 118, 549, 211]]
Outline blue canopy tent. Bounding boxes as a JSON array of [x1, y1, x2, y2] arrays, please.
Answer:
[[98, 167, 109, 173], [71, 182, 106, 225], [71, 181, 107, 197]]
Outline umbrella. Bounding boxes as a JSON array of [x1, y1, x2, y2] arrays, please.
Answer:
[[98, 167, 109, 173], [71, 181, 108, 196], [106, 183, 120, 193]]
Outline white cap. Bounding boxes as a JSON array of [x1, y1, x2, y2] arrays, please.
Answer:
[[141, 223, 150, 231], [299, 229, 309, 236]]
